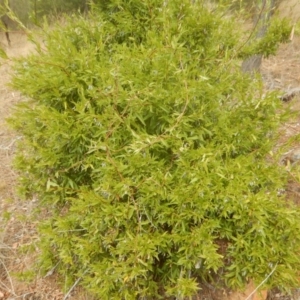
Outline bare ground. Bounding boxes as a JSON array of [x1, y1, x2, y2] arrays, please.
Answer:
[[1, 10, 300, 300], [0, 32, 92, 300]]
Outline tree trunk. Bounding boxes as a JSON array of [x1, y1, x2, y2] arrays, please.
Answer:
[[241, 0, 278, 74]]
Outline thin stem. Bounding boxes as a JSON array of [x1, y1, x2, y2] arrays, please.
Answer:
[[245, 262, 278, 300]]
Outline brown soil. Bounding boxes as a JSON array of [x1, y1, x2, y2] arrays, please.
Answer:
[[1, 3, 300, 299], [0, 32, 92, 300]]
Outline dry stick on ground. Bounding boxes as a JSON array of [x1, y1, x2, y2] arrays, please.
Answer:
[[0, 136, 22, 151], [0, 257, 17, 297], [244, 262, 278, 300], [280, 87, 300, 102], [63, 270, 88, 300]]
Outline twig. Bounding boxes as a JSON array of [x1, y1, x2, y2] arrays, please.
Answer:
[[279, 88, 300, 102], [244, 262, 278, 300], [12, 292, 36, 299], [289, 24, 295, 41], [63, 270, 88, 300], [44, 262, 60, 278], [0, 258, 16, 296], [0, 280, 12, 296], [0, 136, 22, 151]]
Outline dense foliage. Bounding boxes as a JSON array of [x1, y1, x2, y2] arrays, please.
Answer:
[[9, 0, 300, 299]]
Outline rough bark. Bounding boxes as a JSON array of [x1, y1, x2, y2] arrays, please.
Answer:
[[241, 0, 279, 74], [0, 0, 30, 46]]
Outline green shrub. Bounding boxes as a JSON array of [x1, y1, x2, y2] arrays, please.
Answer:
[[9, 0, 300, 299]]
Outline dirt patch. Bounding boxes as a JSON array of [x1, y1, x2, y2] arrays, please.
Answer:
[[0, 31, 38, 202], [0, 32, 87, 300], [278, 0, 300, 24], [0, 30, 37, 211]]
